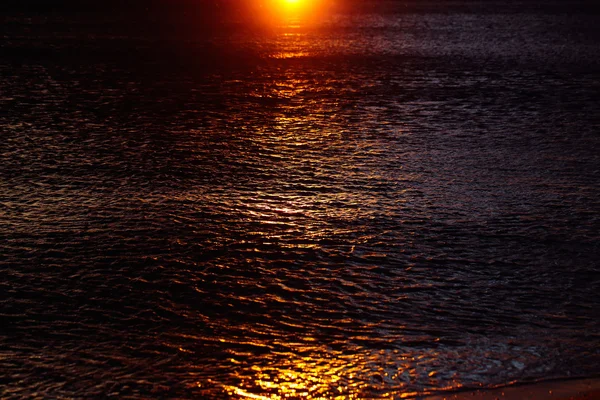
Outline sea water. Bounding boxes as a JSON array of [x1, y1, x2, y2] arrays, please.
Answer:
[[1, 1, 599, 398]]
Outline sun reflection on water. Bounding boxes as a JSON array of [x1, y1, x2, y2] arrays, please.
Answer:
[[202, 6, 456, 399], [223, 347, 369, 399], [219, 341, 464, 399], [270, 19, 312, 59]]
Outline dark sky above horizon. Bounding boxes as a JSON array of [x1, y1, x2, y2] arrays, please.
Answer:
[[2, 0, 599, 15]]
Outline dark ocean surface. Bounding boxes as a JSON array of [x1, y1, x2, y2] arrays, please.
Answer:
[[1, 1, 599, 398]]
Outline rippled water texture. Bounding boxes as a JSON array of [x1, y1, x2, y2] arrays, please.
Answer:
[[1, 1, 600, 398]]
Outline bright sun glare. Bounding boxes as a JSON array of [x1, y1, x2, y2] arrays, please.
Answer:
[[281, 0, 303, 9], [277, 0, 320, 15], [257, 0, 327, 26]]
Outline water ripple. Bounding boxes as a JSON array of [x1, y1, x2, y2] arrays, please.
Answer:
[[2, 4, 600, 399]]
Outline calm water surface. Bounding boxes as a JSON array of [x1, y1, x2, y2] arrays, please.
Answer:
[[1, 1, 600, 398]]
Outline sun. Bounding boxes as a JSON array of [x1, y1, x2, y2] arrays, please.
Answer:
[[256, 0, 327, 25], [281, 0, 303, 9], [265, 0, 308, 17]]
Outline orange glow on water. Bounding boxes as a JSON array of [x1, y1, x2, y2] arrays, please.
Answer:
[[218, 342, 464, 399]]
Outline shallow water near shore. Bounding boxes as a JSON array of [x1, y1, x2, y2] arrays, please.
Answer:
[[1, 1, 600, 398], [424, 377, 600, 400]]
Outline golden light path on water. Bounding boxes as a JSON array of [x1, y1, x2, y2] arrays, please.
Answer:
[[220, 342, 463, 399], [226, 8, 361, 399], [206, 14, 460, 399]]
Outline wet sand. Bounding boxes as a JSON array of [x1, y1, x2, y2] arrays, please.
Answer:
[[423, 378, 600, 400]]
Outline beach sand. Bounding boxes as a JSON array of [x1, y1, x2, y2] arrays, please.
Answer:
[[422, 378, 600, 400]]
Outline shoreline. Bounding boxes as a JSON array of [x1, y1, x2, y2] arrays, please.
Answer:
[[421, 377, 600, 400]]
